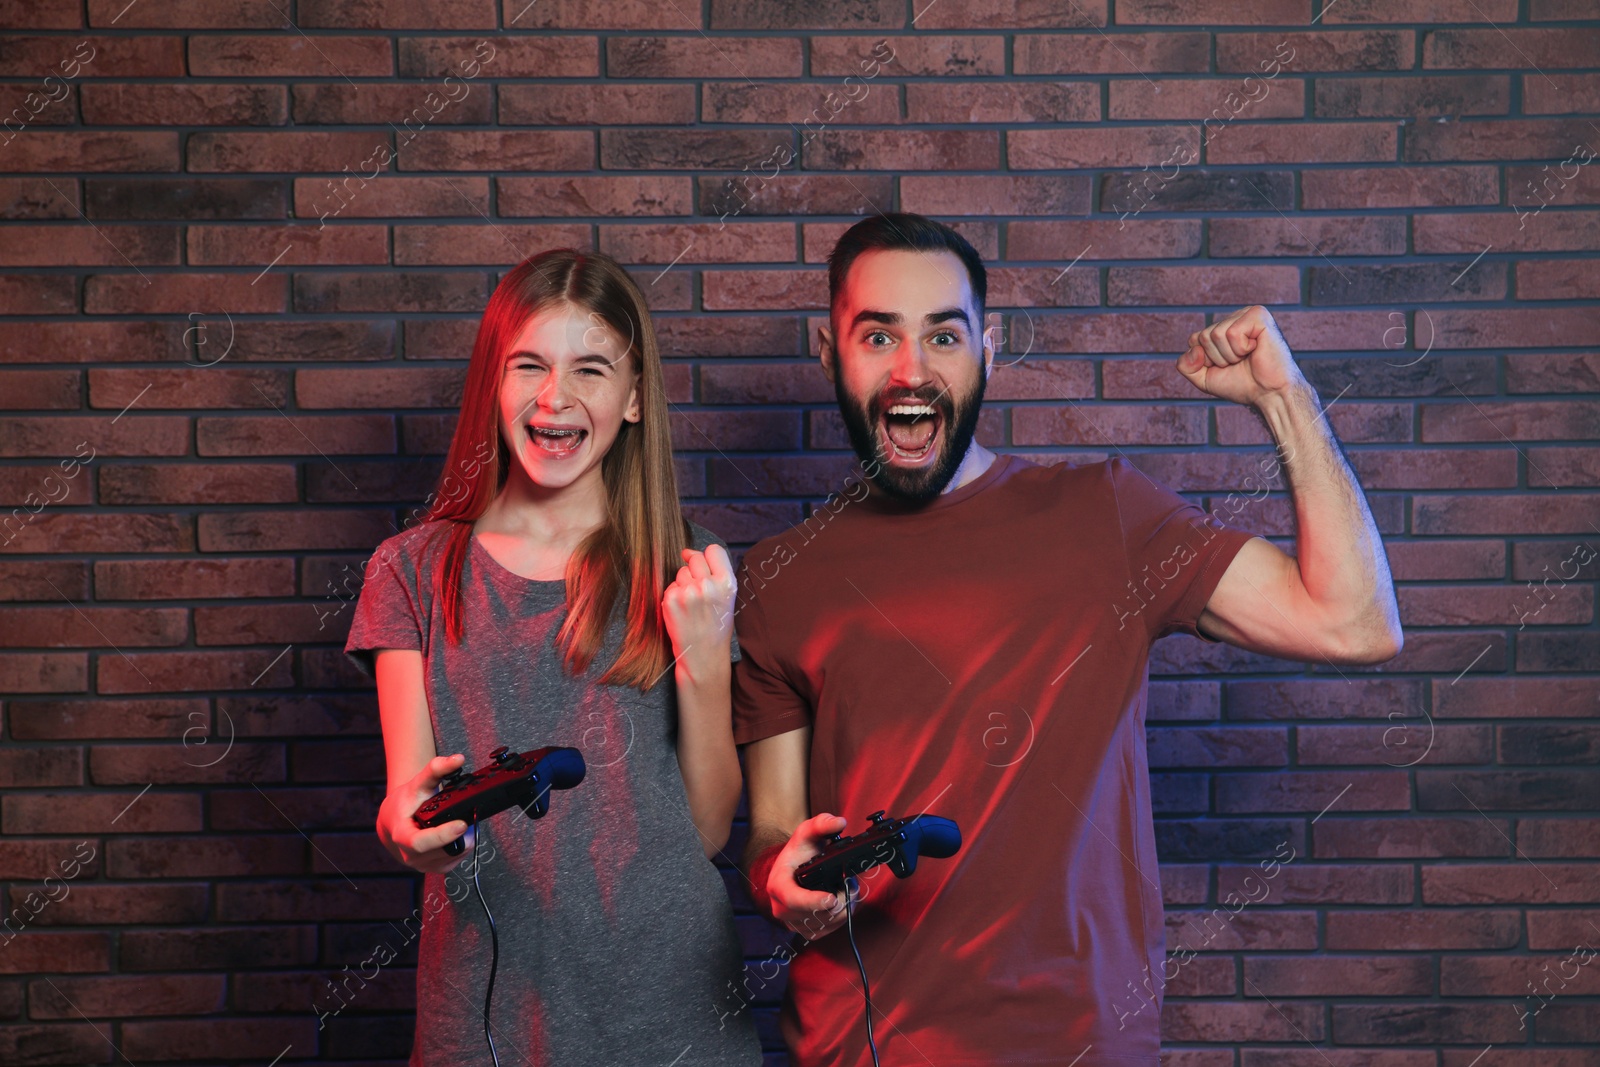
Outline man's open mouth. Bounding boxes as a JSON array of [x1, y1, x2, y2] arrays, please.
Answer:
[[527, 425, 586, 458], [880, 403, 941, 462]]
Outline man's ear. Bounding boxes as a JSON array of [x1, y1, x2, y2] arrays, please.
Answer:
[[818, 322, 837, 384], [981, 310, 995, 381]]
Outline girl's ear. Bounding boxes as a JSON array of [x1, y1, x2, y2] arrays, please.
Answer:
[[624, 379, 642, 423]]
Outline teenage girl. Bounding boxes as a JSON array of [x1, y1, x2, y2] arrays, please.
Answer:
[[345, 248, 762, 1066]]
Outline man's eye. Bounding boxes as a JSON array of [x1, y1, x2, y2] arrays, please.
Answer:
[[932, 332, 957, 345], [866, 331, 891, 345], [578, 367, 604, 376]]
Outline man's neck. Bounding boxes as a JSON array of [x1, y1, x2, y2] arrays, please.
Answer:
[[942, 442, 998, 495]]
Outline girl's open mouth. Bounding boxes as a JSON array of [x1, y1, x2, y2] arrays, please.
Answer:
[[880, 403, 941, 462], [528, 425, 586, 458]]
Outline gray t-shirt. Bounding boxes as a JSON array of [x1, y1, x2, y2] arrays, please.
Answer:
[[344, 517, 761, 1067]]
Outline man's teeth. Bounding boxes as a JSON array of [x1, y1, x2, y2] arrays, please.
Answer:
[[886, 404, 935, 416]]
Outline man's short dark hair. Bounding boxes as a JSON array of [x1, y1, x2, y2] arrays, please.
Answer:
[[827, 212, 987, 323]]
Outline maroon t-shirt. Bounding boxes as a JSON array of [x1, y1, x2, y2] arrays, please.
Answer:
[[731, 453, 1259, 1067]]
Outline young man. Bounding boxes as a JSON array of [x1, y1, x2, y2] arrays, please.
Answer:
[[730, 213, 1403, 1067]]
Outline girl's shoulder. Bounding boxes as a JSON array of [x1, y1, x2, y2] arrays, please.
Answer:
[[365, 517, 458, 581]]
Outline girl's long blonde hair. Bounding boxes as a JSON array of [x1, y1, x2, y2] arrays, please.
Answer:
[[421, 248, 687, 691]]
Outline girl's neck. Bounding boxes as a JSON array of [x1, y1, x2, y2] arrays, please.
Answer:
[[473, 465, 608, 578]]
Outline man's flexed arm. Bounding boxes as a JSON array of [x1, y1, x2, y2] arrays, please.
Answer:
[[1177, 305, 1404, 665], [741, 726, 852, 940]]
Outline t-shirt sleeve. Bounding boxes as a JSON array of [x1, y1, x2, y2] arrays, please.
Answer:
[[686, 520, 740, 664], [343, 540, 425, 680], [1108, 456, 1260, 644], [730, 547, 813, 746]]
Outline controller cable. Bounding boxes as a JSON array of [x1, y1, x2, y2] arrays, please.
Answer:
[[466, 818, 502, 1067], [842, 874, 881, 1067]]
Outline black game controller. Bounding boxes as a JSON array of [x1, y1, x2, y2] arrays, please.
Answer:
[[795, 810, 962, 893], [413, 745, 586, 856]]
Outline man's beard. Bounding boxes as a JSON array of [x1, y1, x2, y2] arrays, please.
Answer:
[[835, 369, 986, 505]]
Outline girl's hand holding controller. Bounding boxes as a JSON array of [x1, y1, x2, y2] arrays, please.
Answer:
[[662, 542, 737, 683], [376, 752, 477, 873]]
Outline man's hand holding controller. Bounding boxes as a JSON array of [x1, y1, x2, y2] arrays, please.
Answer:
[[375, 752, 477, 873], [759, 812, 853, 940]]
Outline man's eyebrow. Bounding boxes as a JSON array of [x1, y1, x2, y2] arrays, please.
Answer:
[[848, 307, 973, 330], [849, 309, 901, 330], [925, 307, 971, 329]]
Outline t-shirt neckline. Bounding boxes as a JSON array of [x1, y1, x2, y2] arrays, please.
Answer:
[[469, 531, 567, 588], [855, 452, 1017, 516]]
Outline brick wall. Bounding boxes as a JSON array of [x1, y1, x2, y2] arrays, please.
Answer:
[[1, 0, 1597, 1064]]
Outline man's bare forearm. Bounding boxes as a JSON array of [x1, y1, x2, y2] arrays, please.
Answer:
[[1256, 379, 1402, 659], [742, 826, 788, 921]]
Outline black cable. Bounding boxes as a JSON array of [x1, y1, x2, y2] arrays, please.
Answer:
[[843, 875, 880, 1067], [468, 821, 502, 1067]]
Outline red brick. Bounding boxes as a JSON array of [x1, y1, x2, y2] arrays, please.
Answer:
[[398, 129, 592, 172], [1013, 403, 1208, 447], [0, 35, 183, 76], [1324, 0, 1515, 19], [294, 175, 490, 220], [1517, 259, 1600, 301], [1524, 72, 1600, 114], [81, 83, 286, 125], [606, 37, 802, 79], [906, 82, 1098, 124], [1301, 165, 1499, 208], [188, 36, 393, 77], [1107, 265, 1301, 306], [1420, 400, 1600, 442], [86, 0, 284, 26], [1028, 311, 1203, 354], [1119, 0, 1307, 21], [297, 0, 495, 27], [293, 273, 486, 314], [1210, 121, 1398, 164], [1014, 32, 1209, 74], [8, 699, 204, 740], [0, 653, 85, 693], [1407, 118, 1600, 163], [1163, 1001, 1325, 1043], [1111, 78, 1305, 120], [499, 83, 694, 125], [1331, 908, 1516, 953], [599, 223, 794, 265], [1424, 863, 1600, 904], [1219, 31, 1414, 72], [393, 223, 590, 266], [97, 649, 293, 695], [94, 559, 294, 601], [701, 175, 894, 219], [1434, 678, 1600, 718], [1214, 214, 1403, 256], [120, 1018, 320, 1063], [88, 368, 289, 410], [1386, 539, 1504, 581], [1010, 126, 1200, 169], [1423, 307, 1600, 348], [83, 273, 286, 315], [808, 129, 1002, 171], [0, 561, 88, 600], [703, 270, 826, 311], [1316, 74, 1509, 117], [986, 268, 1099, 308], [195, 414, 394, 456], [28, 974, 221, 1018], [501, 0, 694, 28], [1314, 816, 1508, 857], [186, 224, 387, 267], [810, 36, 1004, 77], [1348, 448, 1518, 489], [98, 464, 297, 505], [1007, 219, 1203, 260], [0, 932, 110, 974], [397, 36, 595, 78], [1506, 352, 1600, 393], [1245, 955, 1433, 996], [0, 223, 179, 267], [1424, 28, 1600, 69]]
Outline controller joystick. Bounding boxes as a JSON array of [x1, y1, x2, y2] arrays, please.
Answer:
[[413, 745, 586, 856], [795, 811, 962, 893]]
